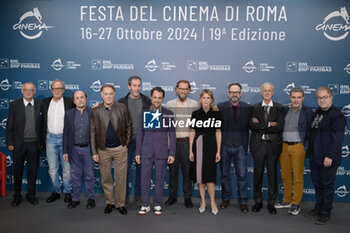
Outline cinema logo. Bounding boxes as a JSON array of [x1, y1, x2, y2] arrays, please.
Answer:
[[283, 83, 315, 95], [145, 59, 176, 72], [0, 79, 12, 91], [342, 104, 350, 117], [316, 7, 350, 41], [343, 145, 350, 158], [242, 60, 274, 73], [13, 7, 53, 39], [335, 185, 349, 198]]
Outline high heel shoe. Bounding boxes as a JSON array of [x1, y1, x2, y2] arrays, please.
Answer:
[[211, 209, 219, 215], [199, 205, 206, 213]]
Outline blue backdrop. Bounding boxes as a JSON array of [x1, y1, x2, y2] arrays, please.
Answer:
[[1, 0, 350, 202]]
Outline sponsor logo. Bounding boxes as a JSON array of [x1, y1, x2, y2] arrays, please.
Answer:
[[91, 59, 102, 70], [241, 83, 260, 93], [94, 177, 101, 187], [328, 84, 339, 95], [145, 59, 176, 72], [13, 7, 53, 39], [335, 185, 349, 197], [242, 60, 274, 73], [6, 155, 13, 167], [143, 110, 162, 129], [102, 60, 133, 70], [38, 80, 48, 90], [287, 61, 332, 72], [189, 81, 199, 94], [337, 166, 350, 176], [283, 83, 316, 95], [303, 167, 311, 175], [51, 58, 81, 70], [303, 189, 315, 194], [201, 84, 216, 90], [39, 157, 48, 167], [187, 60, 197, 71], [342, 145, 350, 158], [0, 137, 6, 147], [316, 7, 350, 41], [90, 80, 102, 92], [0, 79, 11, 91], [0, 59, 9, 69], [48, 81, 79, 90], [142, 82, 173, 92], [10, 59, 40, 69], [345, 126, 350, 136], [341, 104, 350, 117], [196, 61, 231, 71], [0, 118, 7, 129], [345, 63, 350, 74], [51, 58, 64, 70], [0, 99, 9, 109], [94, 163, 100, 170], [6, 175, 12, 184], [279, 184, 284, 194]]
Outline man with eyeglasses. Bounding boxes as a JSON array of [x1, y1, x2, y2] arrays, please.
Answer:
[[43, 79, 75, 204], [165, 80, 198, 208], [217, 83, 251, 213], [305, 86, 345, 225], [6, 82, 45, 206]]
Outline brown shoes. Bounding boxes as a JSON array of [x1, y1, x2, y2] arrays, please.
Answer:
[[220, 200, 230, 209], [240, 204, 249, 213]]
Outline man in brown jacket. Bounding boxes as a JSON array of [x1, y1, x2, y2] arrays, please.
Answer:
[[90, 84, 132, 215]]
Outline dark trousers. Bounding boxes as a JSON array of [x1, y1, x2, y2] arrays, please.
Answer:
[[252, 141, 279, 205], [168, 140, 192, 199], [13, 141, 40, 199], [141, 157, 167, 207], [126, 139, 141, 198], [70, 145, 95, 202], [220, 145, 248, 204], [310, 158, 339, 216]]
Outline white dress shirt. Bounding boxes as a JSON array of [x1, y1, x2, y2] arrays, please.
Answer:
[[47, 97, 65, 134]]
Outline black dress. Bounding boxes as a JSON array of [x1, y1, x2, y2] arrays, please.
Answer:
[[190, 108, 222, 184]]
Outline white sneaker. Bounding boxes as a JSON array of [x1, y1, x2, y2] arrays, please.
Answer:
[[154, 206, 163, 215], [138, 206, 151, 215], [288, 204, 301, 216]]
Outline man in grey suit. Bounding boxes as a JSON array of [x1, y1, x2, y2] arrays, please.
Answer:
[[6, 82, 45, 206]]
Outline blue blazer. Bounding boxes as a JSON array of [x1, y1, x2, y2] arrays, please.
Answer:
[[284, 104, 314, 151], [310, 105, 346, 165], [136, 107, 176, 160], [217, 101, 251, 153], [63, 106, 92, 160]]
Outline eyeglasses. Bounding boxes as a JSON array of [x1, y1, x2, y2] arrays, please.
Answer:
[[23, 89, 34, 92], [228, 91, 241, 95], [317, 95, 330, 100], [52, 87, 64, 91]]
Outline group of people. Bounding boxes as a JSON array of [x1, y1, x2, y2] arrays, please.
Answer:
[[5, 77, 346, 225]]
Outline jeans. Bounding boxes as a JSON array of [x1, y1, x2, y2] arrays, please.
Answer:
[[220, 145, 248, 204], [46, 132, 72, 194], [126, 139, 141, 198]]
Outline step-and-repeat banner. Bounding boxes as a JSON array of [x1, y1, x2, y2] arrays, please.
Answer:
[[1, 0, 350, 202]]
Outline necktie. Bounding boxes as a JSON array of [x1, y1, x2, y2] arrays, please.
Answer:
[[264, 106, 270, 140], [232, 106, 237, 121]]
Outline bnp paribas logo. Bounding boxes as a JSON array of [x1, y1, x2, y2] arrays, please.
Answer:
[[143, 110, 161, 129], [13, 7, 53, 39]]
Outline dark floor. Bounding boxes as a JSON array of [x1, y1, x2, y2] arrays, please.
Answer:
[[0, 192, 349, 233]]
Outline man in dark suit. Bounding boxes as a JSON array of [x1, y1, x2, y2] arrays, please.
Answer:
[[62, 90, 95, 209], [43, 79, 75, 204], [6, 82, 45, 206], [249, 82, 284, 215], [305, 86, 346, 225], [218, 83, 251, 213], [135, 86, 176, 216], [90, 84, 132, 215]]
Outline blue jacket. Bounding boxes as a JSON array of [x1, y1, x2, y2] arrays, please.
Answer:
[[284, 104, 314, 151], [63, 106, 92, 160], [310, 105, 346, 165], [218, 101, 251, 153]]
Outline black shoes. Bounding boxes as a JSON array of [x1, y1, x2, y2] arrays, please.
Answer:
[[185, 198, 194, 208], [64, 193, 72, 203], [117, 206, 128, 215], [104, 204, 115, 214], [220, 200, 230, 209], [11, 198, 21, 207], [315, 214, 330, 225], [87, 198, 96, 209], [165, 197, 177, 206], [46, 192, 60, 203], [304, 209, 321, 218], [67, 201, 80, 209], [252, 202, 263, 212], [27, 195, 39, 205], [240, 204, 249, 213], [267, 204, 277, 215]]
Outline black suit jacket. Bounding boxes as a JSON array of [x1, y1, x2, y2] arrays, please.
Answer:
[[249, 101, 284, 155], [6, 98, 45, 153], [42, 96, 75, 135]]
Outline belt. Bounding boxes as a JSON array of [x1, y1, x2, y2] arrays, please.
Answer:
[[283, 141, 302, 145], [177, 137, 189, 141], [74, 144, 88, 147]]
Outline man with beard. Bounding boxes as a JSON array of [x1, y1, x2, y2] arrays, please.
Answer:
[[218, 83, 251, 213], [165, 80, 198, 208]]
